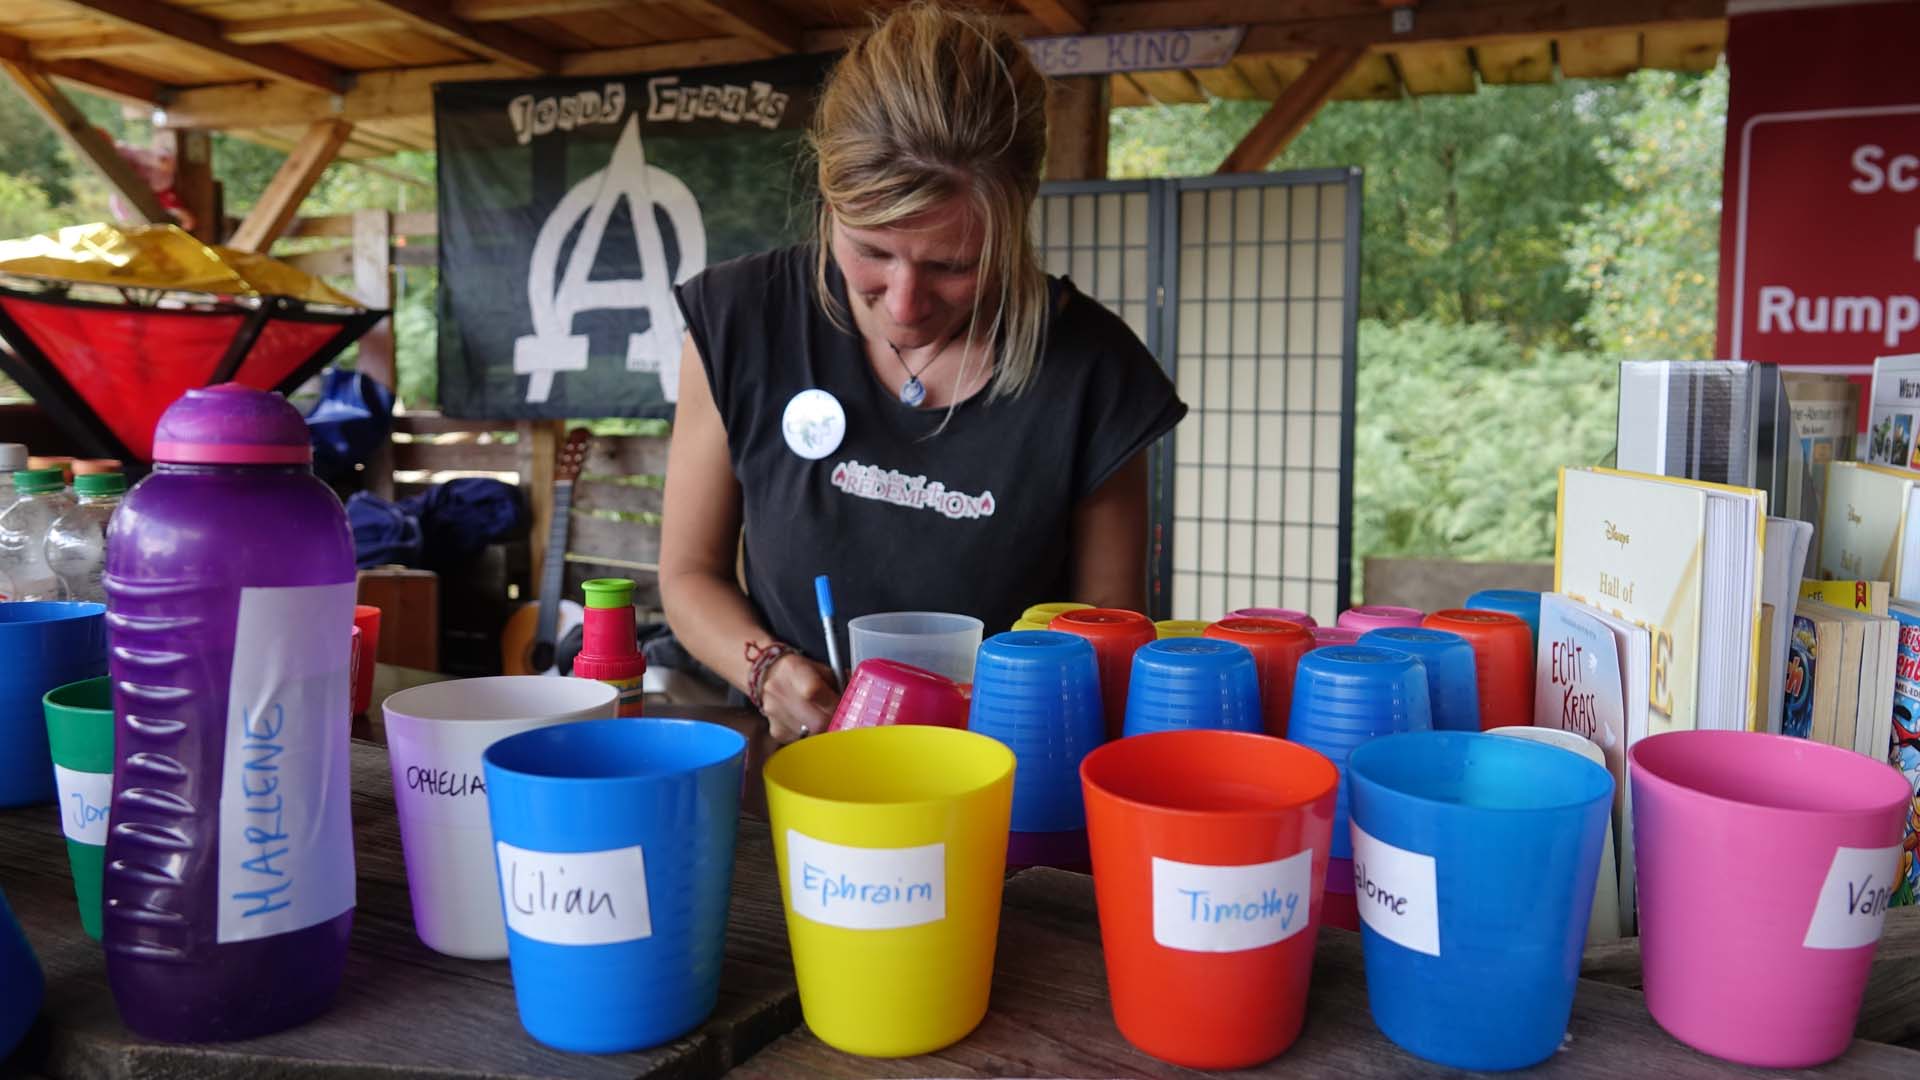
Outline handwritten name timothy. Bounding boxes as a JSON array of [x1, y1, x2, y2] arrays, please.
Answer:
[[234, 703, 293, 918], [1178, 887, 1298, 929]]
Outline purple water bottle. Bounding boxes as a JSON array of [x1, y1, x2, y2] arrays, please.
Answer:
[[101, 385, 357, 1041]]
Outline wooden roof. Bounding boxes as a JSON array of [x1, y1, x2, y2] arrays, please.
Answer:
[[0, 1, 1728, 160]]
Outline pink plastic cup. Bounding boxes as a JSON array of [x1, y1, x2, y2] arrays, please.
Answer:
[[1335, 605, 1423, 633], [828, 658, 969, 732], [1309, 626, 1360, 648], [1632, 730, 1911, 1068], [1229, 607, 1316, 628]]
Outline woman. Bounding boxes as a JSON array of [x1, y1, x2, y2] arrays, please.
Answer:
[[660, 1, 1185, 742]]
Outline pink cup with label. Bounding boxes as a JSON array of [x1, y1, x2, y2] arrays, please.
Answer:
[[1632, 730, 1911, 1068], [828, 659, 969, 732]]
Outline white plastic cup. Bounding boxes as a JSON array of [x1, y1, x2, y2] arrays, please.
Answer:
[[1489, 725, 1622, 944], [847, 612, 985, 685], [382, 676, 619, 958]]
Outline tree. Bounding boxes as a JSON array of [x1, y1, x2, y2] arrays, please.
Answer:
[[1564, 65, 1726, 358], [0, 81, 78, 206]]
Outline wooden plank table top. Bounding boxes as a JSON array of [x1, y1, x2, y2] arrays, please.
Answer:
[[730, 868, 1920, 1080], [1, 715, 793, 1080]]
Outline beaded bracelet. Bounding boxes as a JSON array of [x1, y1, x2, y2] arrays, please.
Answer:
[[743, 639, 796, 712]]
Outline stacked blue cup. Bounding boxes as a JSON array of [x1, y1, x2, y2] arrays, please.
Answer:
[[968, 631, 1105, 860], [1463, 589, 1543, 652], [0, 886, 42, 1058], [0, 602, 106, 807], [1286, 646, 1433, 863], [483, 717, 746, 1053], [1121, 638, 1262, 737], [1357, 627, 1481, 732]]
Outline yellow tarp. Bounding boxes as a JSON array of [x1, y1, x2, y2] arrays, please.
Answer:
[[0, 223, 362, 308]]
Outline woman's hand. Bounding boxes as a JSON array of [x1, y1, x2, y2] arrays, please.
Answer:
[[760, 652, 840, 742]]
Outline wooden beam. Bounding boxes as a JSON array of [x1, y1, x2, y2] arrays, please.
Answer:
[[1044, 75, 1107, 180], [1015, 0, 1090, 35], [677, 0, 802, 54], [229, 119, 354, 252], [453, 0, 629, 18], [0, 30, 168, 103], [1390, 44, 1477, 95], [1474, 39, 1553, 83], [48, 0, 346, 91], [1640, 19, 1726, 71], [1216, 47, 1363, 174], [1236, 0, 1727, 55], [223, 12, 410, 45], [28, 31, 152, 61], [158, 128, 219, 243], [1556, 30, 1643, 79], [352, 210, 396, 389], [350, 0, 561, 73], [0, 59, 172, 224]]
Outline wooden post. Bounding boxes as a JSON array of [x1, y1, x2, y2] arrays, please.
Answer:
[[229, 118, 354, 252], [158, 128, 218, 243], [353, 209, 397, 388], [0, 59, 171, 223], [1045, 75, 1108, 181], [516, 420, 563, 601], [1216, 47, 1366, 175]]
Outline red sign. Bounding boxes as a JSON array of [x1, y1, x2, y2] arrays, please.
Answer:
[[1718, 2, 1920, 372]]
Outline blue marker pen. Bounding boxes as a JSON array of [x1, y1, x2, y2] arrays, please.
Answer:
[[815, 574, 845, 689]]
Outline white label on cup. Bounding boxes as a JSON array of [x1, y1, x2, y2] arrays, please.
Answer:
[[217, 582, 357, 945], [786, 830, 945, 930], [1803, 844, 1901, 950], [53, 764, 112, 846], [1351, 822, 1440, 957], [390, 743, 493, 830], [495, 841, 653, 946], [1151, 851, 1312, 953]]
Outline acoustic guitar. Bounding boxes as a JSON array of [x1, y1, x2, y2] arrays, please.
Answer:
[[499, 427, 591, 676]]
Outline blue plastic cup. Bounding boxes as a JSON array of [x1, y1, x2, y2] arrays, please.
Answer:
[[1463, 589, 1542, 652], [1287, 647, 1432, 861], [482, 717, 746, 1053], [0, 602, 106, 807], [0, 886, 42, 1058], [968, 631, 1104, 834], [1347, 730, 1612, 1071], [1121, 638, 1261, 738], [1357, 628, 1480, 733]]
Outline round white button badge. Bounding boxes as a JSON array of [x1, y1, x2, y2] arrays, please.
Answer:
[[782, 388, 847, 460]]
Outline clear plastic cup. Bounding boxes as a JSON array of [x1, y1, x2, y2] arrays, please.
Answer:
[[848, 612, 984, 685]]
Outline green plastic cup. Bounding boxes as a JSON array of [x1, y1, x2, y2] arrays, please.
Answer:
[[43, 676, 114, 940]]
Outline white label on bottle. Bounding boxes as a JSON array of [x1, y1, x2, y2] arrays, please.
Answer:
[[1803, 844, 1901, 950], [1351, 822, 1441, 957], [495, 842, 653, 946], [786, 830, 945, 930], [1151, 851, 1312, 952], [53, 764, 112, 846], [217, 582, 358, 944]]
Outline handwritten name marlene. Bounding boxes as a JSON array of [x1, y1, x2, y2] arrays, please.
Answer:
[[234, 703, 293, 918], [799, 863, 934, 909]]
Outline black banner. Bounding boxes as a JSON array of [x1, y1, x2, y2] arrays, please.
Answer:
[[435, 54, 832, 418]]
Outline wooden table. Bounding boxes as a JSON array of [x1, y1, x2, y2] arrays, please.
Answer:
[[733, 870, 1920, 1079]]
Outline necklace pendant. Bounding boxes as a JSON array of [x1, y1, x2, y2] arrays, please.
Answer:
[[899, 375, 926, 407]]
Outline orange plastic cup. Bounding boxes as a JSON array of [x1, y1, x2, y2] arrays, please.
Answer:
[[352, 604, 383, 718], [1081, 730, 1338, 1069], [1203, 618, 1311, 738], [1422, 609, 1532, 728], [1049, 608, 1156, 741]]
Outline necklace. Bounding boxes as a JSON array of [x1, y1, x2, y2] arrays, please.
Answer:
[[887, 328, 965, 407]]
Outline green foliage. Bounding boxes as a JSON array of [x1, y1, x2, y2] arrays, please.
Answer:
[[0, 172, 60, 240], [1352, 319, 1618, 573], [1565, 65, 1726, 358], [0, 84, 77, 206]]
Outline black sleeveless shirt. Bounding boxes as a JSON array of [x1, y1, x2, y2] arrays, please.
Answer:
[[675, 244, 1185, 666]]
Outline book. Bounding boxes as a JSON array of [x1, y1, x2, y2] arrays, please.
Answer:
[[1885, 602, 1920, 908], [1534, 592, 1648, 936], [1784, 606, 1841, 741], [1784, 371, 1860, 572], [1762, 518, 1815, 733], [1616, 360, 1803, 522], [1799, 578, 1892, 615], [1865, 353, 1920, 469], [1556, 467, 1767, 735], [1819, 462, 1918, 593], [1860, 615, 1897, 760]]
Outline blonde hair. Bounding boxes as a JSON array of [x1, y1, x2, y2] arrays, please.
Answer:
[[810, 0, 1050, 401]]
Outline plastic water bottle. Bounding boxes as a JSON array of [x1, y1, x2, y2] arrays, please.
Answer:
[[0, 469, 75, 602], [101, 385, 357, 1041], [0, 444, 27, 600], [44, 472, 126, 604]]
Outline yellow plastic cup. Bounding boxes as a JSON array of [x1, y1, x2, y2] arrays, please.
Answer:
[[1154, 618, 1211, 639], [764, 726, 1015, 1057], [1013, 601, 1091, 631]]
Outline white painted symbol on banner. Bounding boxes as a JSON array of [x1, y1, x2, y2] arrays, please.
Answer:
[[514, 112, 706, 405]]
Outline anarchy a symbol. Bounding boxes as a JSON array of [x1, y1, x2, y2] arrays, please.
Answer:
[[513, 112, 706, 404]]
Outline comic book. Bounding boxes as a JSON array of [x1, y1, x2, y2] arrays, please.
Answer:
[[1885, 603, 1920, 908]]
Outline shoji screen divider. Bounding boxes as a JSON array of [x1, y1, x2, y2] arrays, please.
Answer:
[[1034, 169, 1360, 623]]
